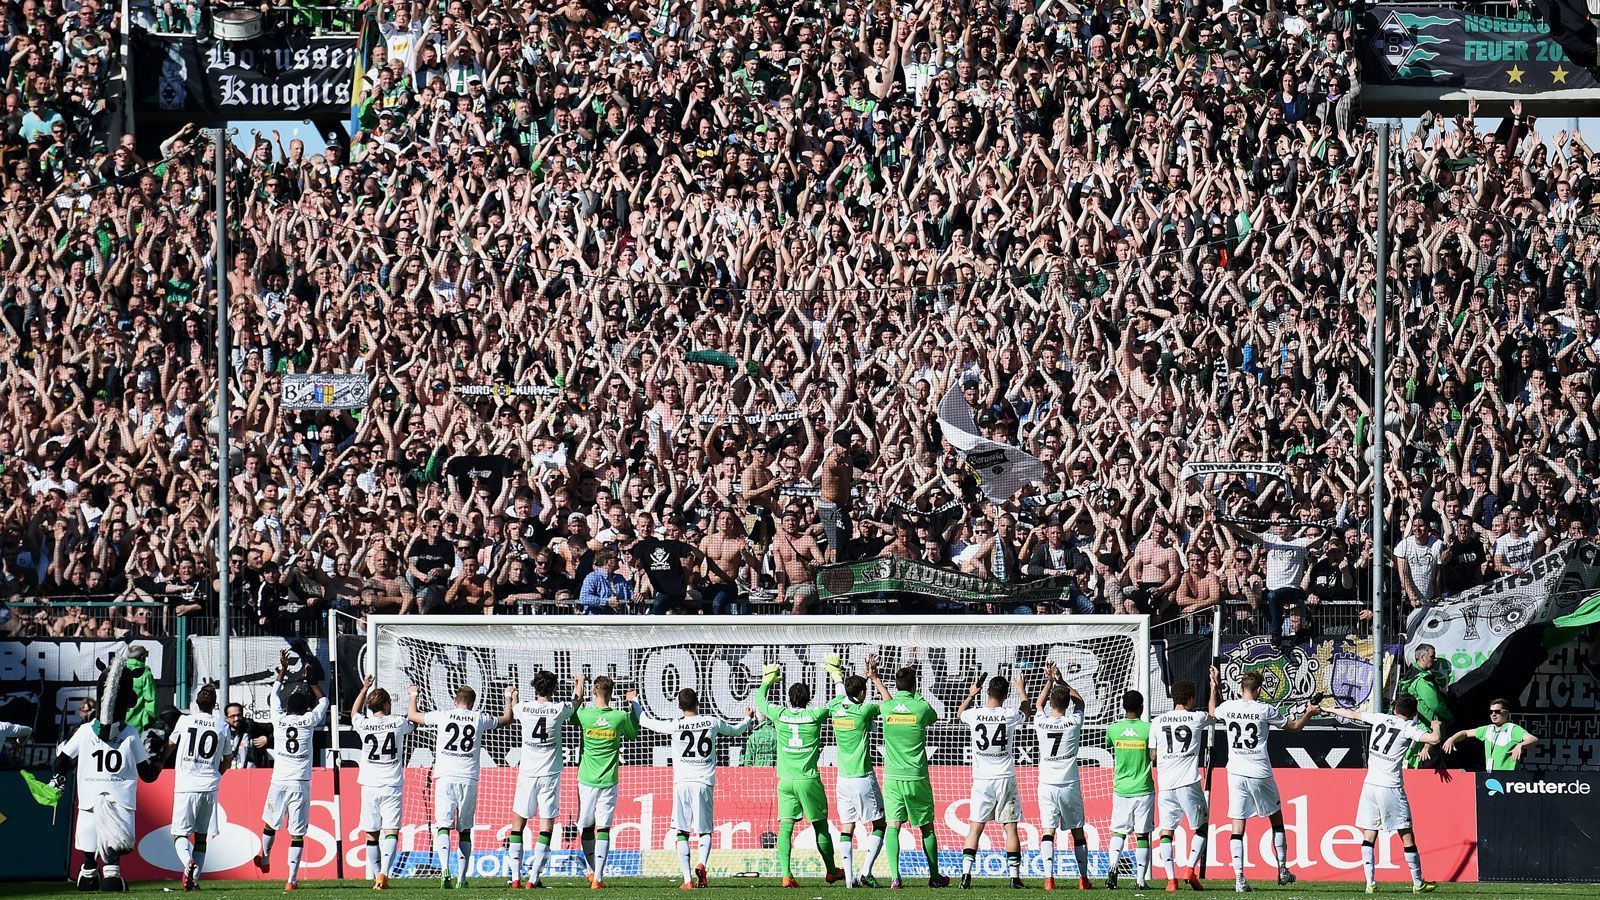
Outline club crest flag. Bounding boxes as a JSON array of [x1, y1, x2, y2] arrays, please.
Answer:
[[936, 383, 1043, 502]]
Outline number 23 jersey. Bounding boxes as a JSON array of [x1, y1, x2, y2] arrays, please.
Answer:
[[1214, 699, 1287, 779], [1148, 709, 1212, 789]]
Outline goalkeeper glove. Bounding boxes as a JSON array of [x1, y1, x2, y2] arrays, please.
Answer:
[[824, 654, 845, 684], [762, 663, 781, 684]]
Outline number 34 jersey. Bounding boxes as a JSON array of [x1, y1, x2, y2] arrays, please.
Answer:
[[353, 713, 415, 789], [1214, 699, 1288, 780], [959, 706, 1027, 781], [1147, 709, 1213, 789], [424, 708, 500, 782]]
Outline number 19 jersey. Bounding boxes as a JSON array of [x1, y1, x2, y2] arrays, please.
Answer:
[[354, 713, 414, 789], [173, 710, 233, 793], [1148, 709, 1212, 789], [424, 708, 499, 782]]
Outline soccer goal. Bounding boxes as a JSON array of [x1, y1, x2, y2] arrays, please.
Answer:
[[365, 614, 1150, 882]]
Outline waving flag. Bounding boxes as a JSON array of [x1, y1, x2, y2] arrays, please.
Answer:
[[936, 383, 1043, 502]]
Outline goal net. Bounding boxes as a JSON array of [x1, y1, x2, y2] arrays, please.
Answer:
[[366, 615, 1149, 882]]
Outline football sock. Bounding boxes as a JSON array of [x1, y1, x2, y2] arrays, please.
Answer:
[[364, 837, 378, 879], [677, 832, 692, 883], [1135, 839, 1149, 885], [922, 830, 941, 877], [1041, 836, 1055, 879], [778, 820, 794, 878], [1073, 837, 1089, 879], [380, 835, 397, 877], [1187, 830, 1208, 870], [1405, 847, 1423, 885], [1272, 828, 1288, 872], [288, 838, 303, 883], [1007, 850, 1021, 879], [697, 833, 712, 870], [435, 828, 451, 878], [193, 839, 207, 880], [594, 829, 610, 882], [1362, 841, 1376, 886], [174, 836, 193, 871], [962, 848, 977, 876], [1230, 835, 1246, 882], [841, 831, 854, 882], [1158, 835, 1175, 881], [531, 831, 551, 881], [508, 832, 523, 880], [815, 823, 837, 871], [886, 826, 901, 880], [861, 825, 885, 879], [261, 828, 277, 858], [1109, 833, 1126, 876]]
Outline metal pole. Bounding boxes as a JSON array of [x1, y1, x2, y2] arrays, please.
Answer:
[[1371, 121, 1390, 714], [215, 126, 232, 710]]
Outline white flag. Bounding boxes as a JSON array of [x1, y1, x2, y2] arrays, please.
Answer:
[[936, 384, 1044, 502]]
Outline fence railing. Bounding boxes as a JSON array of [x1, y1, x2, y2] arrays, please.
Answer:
[[129, 1, 361, 36]]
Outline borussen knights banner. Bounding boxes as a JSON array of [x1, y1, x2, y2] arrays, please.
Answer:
[[131, 26, 356, 120]]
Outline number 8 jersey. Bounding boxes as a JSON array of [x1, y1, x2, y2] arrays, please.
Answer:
[[271, 684, 330, 783], [1213, 698, 1288, 779]]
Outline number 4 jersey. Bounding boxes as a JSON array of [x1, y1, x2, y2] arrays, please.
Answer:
[[1214, 698, 1288, 779], [514, 698, 576, 779], [1148, 709, 1212, 789], [172, 710, 233, 793], [354, 712, 415, 790]]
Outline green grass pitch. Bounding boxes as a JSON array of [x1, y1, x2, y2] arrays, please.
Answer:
[[1, 880, 1591, 898]]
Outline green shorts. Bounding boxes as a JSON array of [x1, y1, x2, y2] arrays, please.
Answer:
[[884, 777, 935, 827], [778, 778, 829, 822]]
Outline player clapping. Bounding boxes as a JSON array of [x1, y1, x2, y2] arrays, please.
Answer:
[[631, 687, 753, 888], [1322, 695, 1441, 894], [1211, 667, 1315, 893], [407, 681, 514, 888], [825, 654, 888, 888], [256, 651, 329, 890], [351, 676, 414, 889], [1033, 663, 1091, 892], [956, 672, 1028, 889], [509, 671, 583, 889], [1148, 680, 1211, 892], [753, 662, 844, 888], [574, 675, 639, 888], [167, 683, 234, 892]]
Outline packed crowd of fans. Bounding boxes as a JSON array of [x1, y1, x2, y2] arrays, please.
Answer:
[[1, 0, 1597, 641]]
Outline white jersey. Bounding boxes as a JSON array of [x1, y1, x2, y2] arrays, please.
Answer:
[[172, 710, 233, 793], [1215, 698, 1288, 779], [960, 705, 1027, 781], [270, 684, 329, 783], [424, 707, 499, 782], [1034, 705, 1086, 786], [1358, 712, 1431, 788], [639, 710, 753, 786], [1149, 709, 1212, 789], [514, 698, 576, 778], [353, 712, 414, 789], [61, 722, 149, 812]]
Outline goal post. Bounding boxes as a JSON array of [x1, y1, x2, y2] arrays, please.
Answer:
[[364, 614, 1151, 882]]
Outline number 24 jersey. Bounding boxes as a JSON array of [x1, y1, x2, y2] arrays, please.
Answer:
[[354, 713, 414, 789]]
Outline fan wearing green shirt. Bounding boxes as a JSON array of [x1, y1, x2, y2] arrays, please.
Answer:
[[573, 675, 639, 889], [866, 654, 950, 889], [1442, 698, 1539, 771], [826, 654, 887, 887], [1106, 690, 1154, 891], [753, 663, 845, 887]]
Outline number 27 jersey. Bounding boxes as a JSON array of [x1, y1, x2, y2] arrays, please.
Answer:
[[354, 713, 414, 789]]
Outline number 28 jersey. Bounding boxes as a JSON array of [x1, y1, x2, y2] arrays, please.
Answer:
[[173, 710, 233, 793], [1214, 698, 1287, 779], [425, 708, 500, 782], [1148, 709, 1212, 789], [354, 713, 414, 789]]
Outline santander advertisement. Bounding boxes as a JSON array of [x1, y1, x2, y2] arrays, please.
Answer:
[[120, 768, 1477, 883]]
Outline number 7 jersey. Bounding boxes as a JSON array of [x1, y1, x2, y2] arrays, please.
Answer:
[[1148, 709, 1213, 788]]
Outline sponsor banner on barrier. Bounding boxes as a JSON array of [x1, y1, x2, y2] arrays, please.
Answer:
[[1477, 771, 1600, 882], [117, 767, 1475, 883], [0, 637, 172, 766]]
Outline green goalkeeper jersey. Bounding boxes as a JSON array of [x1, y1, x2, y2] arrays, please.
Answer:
[[1108, 717, 1154, 796], [754, 681, 829, 781], [880, 690, 937, 781], [575, 704, 638, 788], [827, 695, 880, 779]]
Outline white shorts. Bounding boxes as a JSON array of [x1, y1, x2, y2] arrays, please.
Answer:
[[75, 802, 136, 854], [969, 776, 1021, 824], [577, 783, 618, 830], [672, 782, 715, 834], [1157, 781, 1209, 833], [1227, 774, 1282, 820], [836, 774, 885, 824], [1110, 793, 1155, 835], [513, 774, 561, 821], [172, 791, 218, 837], [360, 785, 404, 832], [264, 780, 311, 835], [433, 778, 479, 831], [1038, 782, 1085, 831], [1354, 783, 1412, 832]]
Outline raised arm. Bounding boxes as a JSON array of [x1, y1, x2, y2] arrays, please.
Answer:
[[406, 684, 427, 726], [865, 653, 892, 701], [497, 685, 517, 727], [955, 675, 982, 719]]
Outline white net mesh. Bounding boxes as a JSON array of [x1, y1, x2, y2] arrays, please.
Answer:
[[369, 615, 1148, 882]]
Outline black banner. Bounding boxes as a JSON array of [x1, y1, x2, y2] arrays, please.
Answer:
[[1477, 771, 1600, 882], [0, 637, 175, 768], [130, 26, 356, 120]]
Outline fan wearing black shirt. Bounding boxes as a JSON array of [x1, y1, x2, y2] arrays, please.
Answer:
[[404, 514, 455, 614], [1439, 515, 1488, 597], [629, 512, 704, 615], [1304, 540, 1357, 606]]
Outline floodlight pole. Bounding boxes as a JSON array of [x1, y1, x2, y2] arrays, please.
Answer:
[[1371, 120, 1392, 714], [215, 125, 232, 709]]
